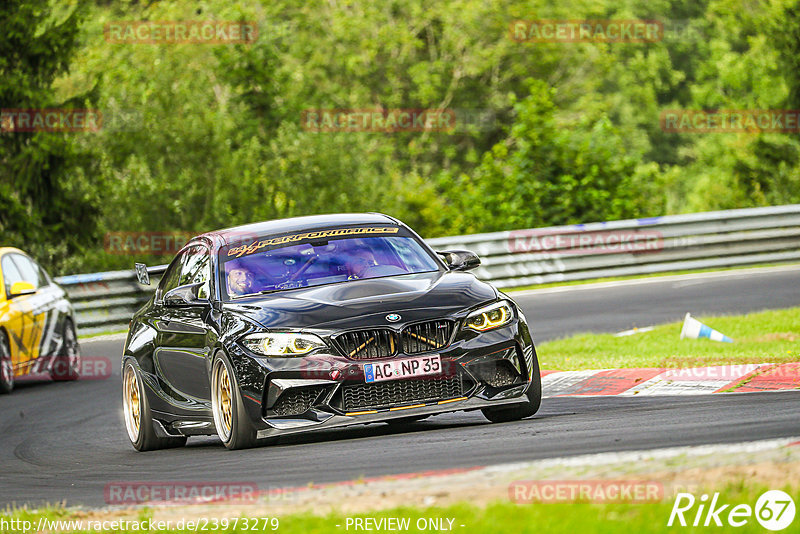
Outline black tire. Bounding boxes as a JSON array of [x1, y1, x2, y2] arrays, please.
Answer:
[[0, 330, 14, 394], [122, 360, 187, 452], [211, 352, 258, 450], [50, 320, 81, 381], [481, 353, 542, 423]]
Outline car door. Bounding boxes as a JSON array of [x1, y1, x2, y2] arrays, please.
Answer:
[[150, 245, 215, 404], [0, 253, 54, 376], [19, 255, 66, 373]]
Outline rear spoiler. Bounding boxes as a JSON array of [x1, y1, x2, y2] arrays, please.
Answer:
[[134, 263, 168, 285]]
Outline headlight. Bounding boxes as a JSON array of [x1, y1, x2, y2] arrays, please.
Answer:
[[241, 333, 327, 357], [464, 300, 514, 332]]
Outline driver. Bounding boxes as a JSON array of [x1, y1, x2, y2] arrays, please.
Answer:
[[347, 248, 377, 280], [227, 265, 255, 296]]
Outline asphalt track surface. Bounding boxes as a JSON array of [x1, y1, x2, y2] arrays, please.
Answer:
[[1, 266, 799, 508]]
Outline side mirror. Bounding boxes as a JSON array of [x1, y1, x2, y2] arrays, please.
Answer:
[[163, 282, 210, 308], [437, 250, 481, 271], [9, 281, 36, 298]]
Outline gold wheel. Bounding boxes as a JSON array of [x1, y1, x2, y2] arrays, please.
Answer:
[[123, 364, 141, 443], [212, 359, 233, 441]]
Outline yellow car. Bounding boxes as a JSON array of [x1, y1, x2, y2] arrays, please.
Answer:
[[0, 247, 80, 393]]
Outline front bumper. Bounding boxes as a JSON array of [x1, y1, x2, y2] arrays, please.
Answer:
[[229, 319, 538, 437], [255, 385, 530, 438]]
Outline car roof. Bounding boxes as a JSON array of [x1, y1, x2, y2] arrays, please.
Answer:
[[0, 247, 27, 257], [196, 213, 402, 247]]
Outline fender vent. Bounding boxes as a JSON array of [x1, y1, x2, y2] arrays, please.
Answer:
[[270, 387, 324, 416]]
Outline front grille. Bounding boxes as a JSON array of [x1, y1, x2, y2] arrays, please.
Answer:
[[335, 329, 397, 360], [270, 387, 324, 416], [342, 375, 465, 411], [401, 320, 454, 354]]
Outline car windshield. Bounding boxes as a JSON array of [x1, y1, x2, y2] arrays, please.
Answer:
[[219, 226, 440, 299]]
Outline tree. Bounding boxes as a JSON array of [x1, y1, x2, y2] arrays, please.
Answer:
[[0, 0, 99, 273], [445, 80, 640, 233]]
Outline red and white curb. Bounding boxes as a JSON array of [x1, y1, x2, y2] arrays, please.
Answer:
[[542, 363, 800, 397]]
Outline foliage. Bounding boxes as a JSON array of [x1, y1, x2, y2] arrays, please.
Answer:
[[0, 0, 100, 272], [2, 0, 799, 274], [440, 80, 641, 233]]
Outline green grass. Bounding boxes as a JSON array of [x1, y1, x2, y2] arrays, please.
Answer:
[[538, 307, 800, 371], [3, 482, 797, 533], [77, 329, 127, 340], [505, 262, 798, 292]]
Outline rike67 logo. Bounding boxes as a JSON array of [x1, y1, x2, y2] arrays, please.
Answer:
[[668, 490, 796, 530]]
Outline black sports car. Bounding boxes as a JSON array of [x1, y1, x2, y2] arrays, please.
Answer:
[[122, 213, 541, 450]]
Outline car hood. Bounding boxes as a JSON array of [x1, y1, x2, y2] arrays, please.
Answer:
[[222, 271, 498, 330]]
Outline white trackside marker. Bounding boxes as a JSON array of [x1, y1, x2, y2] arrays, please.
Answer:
[[680, 313, 733, 343]]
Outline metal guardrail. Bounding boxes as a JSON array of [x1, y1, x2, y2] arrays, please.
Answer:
[[55, 269, 160, 336], [56, 204, 800, 335]]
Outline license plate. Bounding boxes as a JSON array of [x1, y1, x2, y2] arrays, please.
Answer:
[[363, 355, 442, 383]]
